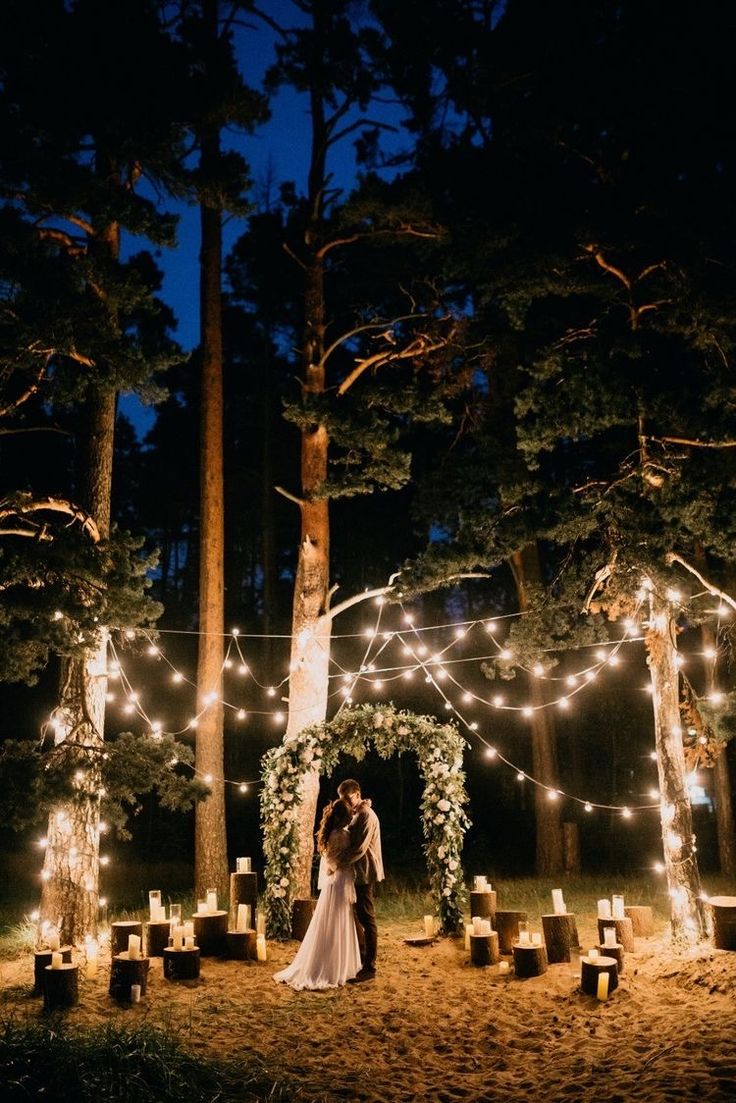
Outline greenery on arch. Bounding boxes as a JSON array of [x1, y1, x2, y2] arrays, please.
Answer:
[[260, 703, 471, 939]]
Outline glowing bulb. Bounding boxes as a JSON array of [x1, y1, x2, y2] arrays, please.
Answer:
[[698, 734, 708, 745], [532, 663, 545, 677], [621, 807, 632, 819], [643, 684, 654, 695], [462, 693, 473, 704], [402, 646, 412, 657], [717, 604, 731, 618], [558, 698, 569, 710], [382, 631, 393, 641], [485, 621, 497, 633], [499, 649, 513, 661], [373, 680, 384, 690], [37, 837, 48, 848], [403, 614, 414, 626], [375, 595, 385, 606], [124, 629, 135, 640], [266, 687, 276, 698], [522, 706, 533, 718], [417, 645, 428, 657], [437, 669, 448, 681], [674, 655, 685, 668], [363, 628, 376, 638], [203, 773, 213, 784], [492, 695, 504, 708], [74, 770, 85, 782], [710, 690, 724, 704], [469, 721, 478, 730], [455, 628, 466, 639], [444, 701, 452, 710], [99, 821, 108, 833], [30, 910, 40, 921], [566, 675, 578, 687], [649, 788, 660, 800], [424, 675, 432, 684], [237, 709, 247, 720], [585, 670, 597, 682], [341, 687, 351, 697], [608, 654, 620, 667], [239, 783, 248, 794], [665, 831, 682, 851], [402, 670, 414, 680], [53, 610, 63, 621], [100, 855, 110, 866], [151, 721, 162, 733], [584, 802, 593, 813], [666, 588, 682, 603], [224, 659, 233, 670], [41, 870, 51, 881], [595, 649, 607, 662], [485, 747, 497, 759], [653, 861, 665, 873], [231, 627, 240, 636], [274, 711, 285, 723], [516, 771, 525, 781], [703, 647, 717, 660], [147, 645, 159, 657], [188, 718, 198, 729], [650, 750, 657, 760], [547, 789, 559, 801]]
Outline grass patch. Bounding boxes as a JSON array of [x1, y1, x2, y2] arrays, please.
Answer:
[[0, 1020, 297, 1102]]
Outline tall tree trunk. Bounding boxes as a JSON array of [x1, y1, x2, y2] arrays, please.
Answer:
[[260, 333, 276, 679], [194, 0, 228, 900], [509, 544, 563, 875], [646, 591, 708, 944], [701, 622, 736, 878]]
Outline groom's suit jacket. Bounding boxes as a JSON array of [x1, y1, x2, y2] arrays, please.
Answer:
[[347, 799, 384, 885]]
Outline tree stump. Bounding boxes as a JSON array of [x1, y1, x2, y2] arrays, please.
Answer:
[[163, 946, 201, 981], [597, 917, 634, 952], [291, 898, 317, 941], [596, 942, 625, 974], [494, 910, 528, 954], [624, 905, 655, 937], [192, 910, 228, 956], [469, 890, 497, 923], [541, 913, 580, 963], [43, 963, 78, 1012], [109, 953, 150, 1001], [580, 955, 619, 997], [225, 930, 257, 961], [145, 920, 171, 957], [33, 947, 72, 996], [229, 871, 258, 929], [111, 921, 143, 957], [562, 821, 581, 875], [469, 932, 500, 966], [512, 943, 547, 978], [709, 896, 736, 950]]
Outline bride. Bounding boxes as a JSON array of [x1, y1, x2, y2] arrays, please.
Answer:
[[274, 798, 361, 990]]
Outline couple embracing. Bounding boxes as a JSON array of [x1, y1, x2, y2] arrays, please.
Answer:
[[274, 779, 383, 991]]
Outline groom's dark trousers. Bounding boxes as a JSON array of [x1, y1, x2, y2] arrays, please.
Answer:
[[354, 884, 377, 970]]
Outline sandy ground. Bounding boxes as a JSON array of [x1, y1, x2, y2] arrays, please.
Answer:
[[2, 911, 736, 1102]]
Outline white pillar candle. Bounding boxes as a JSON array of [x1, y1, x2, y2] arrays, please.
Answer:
[[47, 928, 60, 952], [149, 890, 162, 922], [551, 888, 566, 915], [50, 951, 63, 970], [256, 934, 267, 961], [472, 915, 484, 936], [531, 932, 542, 946], [498, 960, 510, 974], [196, 900, 207, 915], [236, 904, 251, 933], [612, 894, 625, 920], [236, 857, 252, 873], [597, 971, 609, 1000], [518, 930, 531, 946], [172, 925, 184, 951], [603, 926, 617, 948], [464, 923, 473, 951], [206, 890, 218, 913], [481, 919, 492, 936], [169, 904, 182, 926], [157, 905, 167, 922], [256, 911, 266, 936], [587, 947, 599, 962], [130, 983, 141, 1003], [183, 921, 194, 939], [423, 914, 435, 938], [85, 939, 99, 978], [184, 935, 195, 950], [127, 934, 141, 960], [597, 898, 612, 919], [473, 875, 486, 892]]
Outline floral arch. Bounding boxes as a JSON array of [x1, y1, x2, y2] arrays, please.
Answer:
[[260, 703, 470, 939]]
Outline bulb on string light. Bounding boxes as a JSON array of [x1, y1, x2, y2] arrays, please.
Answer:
[[188, 718, 198, 729], [403, 614, 414, 626], [710, 690, 724, 704], [516, 771, 525, 781], [485, 621, 497, 633], [702, 647, 717, 659], [37, 837, 48, 848], [273, 711, 285, 723], [469, 721, 478, 730], [621, 807, 632, 819], [224, 659, 233, 670], [124, 629, 135, 640], [41, 869, 51, 881], [649, 788, 660, 800], [237, 709, 247, 721], [595, 649, 607, 662], [532, 663, 544, 677], [417, 645, 428, 657], [462, 693, 472, 704], [203, 773, 213, 784], [402, 670, 414, 680], [608, 654, 620, 667], [231, 627, 240, 636], [105, 692, 115, 703], [444, 701, 453, 711], [674, 655, 685, 668], [566, 675, 578, 687], [402, 646, 412, 657], [266, 687, 276, 698], [374, 596, 385, 606], [522, 706, 533, 718], [382, 631, 393, 641], [547, 789, 559, 801], [653, 861, 665, 874], [666, 588, 682, 603], [698, 734, 708, 745], [363, 628, 376, 639], [147, 645, 159, 657], [557, 698, 569, 710], [649, 750, 657, 760], [53, 610, 63, 621], [454, 628, 466, 639], [100, 855, 110, 866], [499, 649, 513, 661], [437, 669, 448, 681], [585, 670, 597, 682], [239, 783, 248, 794], [424, 675, 432, 684], [584, 802, 593, 813], [373, 680, 384, 690], [172, 672, 183, 684], [238, 664, 249, 676], [717, 604, 731, 618], [492, 695, 504, 708], [485, 747, 497, 759]]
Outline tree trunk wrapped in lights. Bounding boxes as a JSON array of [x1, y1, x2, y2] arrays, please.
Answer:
[[646, 592, 708, 944]]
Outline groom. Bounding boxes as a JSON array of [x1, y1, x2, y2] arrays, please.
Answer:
[[338, 778, 384, 982]]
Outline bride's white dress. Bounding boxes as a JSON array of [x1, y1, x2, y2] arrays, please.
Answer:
[[273, 828, 361, 990]]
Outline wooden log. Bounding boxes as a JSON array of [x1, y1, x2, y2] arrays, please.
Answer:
[[597, 917, 634, 953], [145, 920, 171, 957], [469, 931, 500, 966], [562, 821, 581, 875], [163, 946, 201, 981], [580, 955, 619, 997], [291, 898, 317, 941], [192, 910, 228, 956], [229, 871, 258, 929], [494, 910, 528, 954], [596, 942, 625, 974], [512, 943, 547, 978], [43, 963, 78, 1011], [541, 913, 580, 963], [469, 890, 497, 923], [109, 953, 150, 1001], [33, 947, 72, 996], [623, 905, 655, 938], [225, 930, 257, 961], [709, 895, 736, 951], [111, 921, 143, 957]]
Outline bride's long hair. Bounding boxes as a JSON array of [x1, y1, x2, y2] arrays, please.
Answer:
[[315, 798, 351, 853]]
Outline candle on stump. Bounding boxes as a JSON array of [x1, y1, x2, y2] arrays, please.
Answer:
[[464, 923, 473, 951], [206, 889, 218, 913], [597, 899, 612, 919], [47, 928, 60, 952], [183, 921, 194, 940], [612, 894, 625, 920], [196, 900, 207, 915], [423, 915, 435, 938], [472, 915, 484, 936], [481, 919, 492, 936], [597, 972, 610, 1001], [256, 910, 266, 937], [603, 926, 617, 948], [473, 875, 488, 892], [169, 904, 182, 927], [237, 904, 251, 933], [236, 857, 252, 873], [172, 925, 184, 951], [131, 983, 141, 1004], [128, 934, 141, 960], [184, 936, 195, 950], [256, 934, 267, 961], [498, 961, 510, 975], [50, 951, 63, 970], [531, 932, 542, 946], [552, 888, 566, 915], [587, 947, 599, 962], [517, 921, 531, 946], [85, 939, 98, 978], [149, 890, 162, 922]]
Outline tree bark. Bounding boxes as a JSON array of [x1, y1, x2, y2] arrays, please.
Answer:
[[509, 545, 563, 874], [194, 0, 228, 900], [646, 592, 708, 944], [701, 622, 736, 878]]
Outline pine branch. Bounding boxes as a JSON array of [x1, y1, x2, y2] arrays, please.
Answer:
[[0, 498, 100, 543], [666, 553, 736, 614]]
